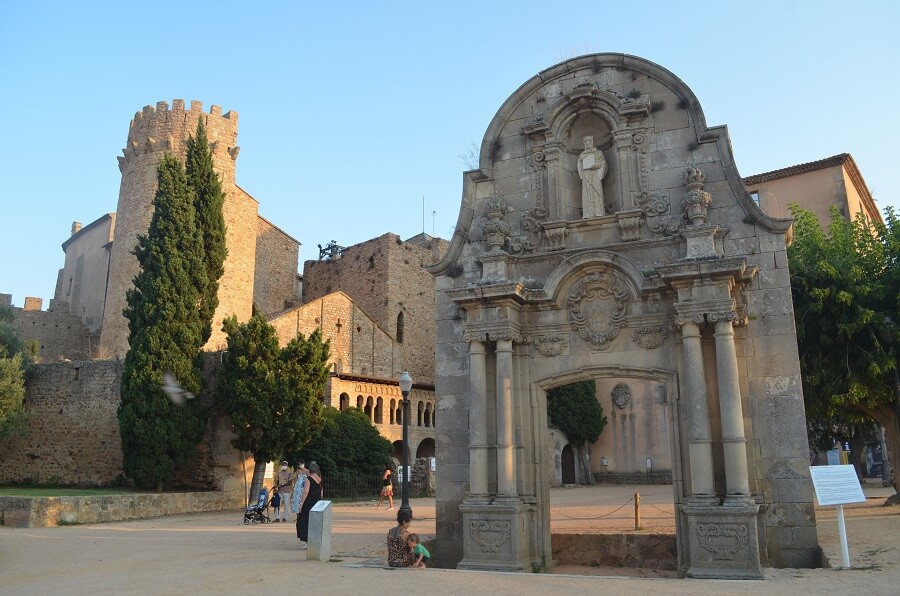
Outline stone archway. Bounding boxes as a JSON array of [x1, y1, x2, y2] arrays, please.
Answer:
[[429, 53, 817, 578]]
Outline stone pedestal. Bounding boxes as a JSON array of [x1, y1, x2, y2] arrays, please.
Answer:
[[307, 500, 332, 561], [458, 498, 530, 571], [683, 500, 763, 579]]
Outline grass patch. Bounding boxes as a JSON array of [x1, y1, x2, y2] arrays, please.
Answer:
[[0, 487, 130, 497], [328, 558, 343, 563]]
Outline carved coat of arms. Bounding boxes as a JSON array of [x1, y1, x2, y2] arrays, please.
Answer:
[[567, 272, 629, 349]]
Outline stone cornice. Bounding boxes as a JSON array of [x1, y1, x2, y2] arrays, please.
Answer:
[[656, 257, 756, 285]]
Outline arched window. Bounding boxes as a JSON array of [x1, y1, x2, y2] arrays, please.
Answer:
[[417, 401, 424, 427], [396, 311, 405, 343], [390, 399, 396, 424], [339, 393, 349, 412], [375, 397, 384, 424], [424, 403, 432, 428], [396, 402, 403, 425], [365, 396, 374, 421], [357, 395, 364, 409]]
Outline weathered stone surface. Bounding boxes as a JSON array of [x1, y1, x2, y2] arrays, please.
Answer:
[[430, 53, 817, 576]]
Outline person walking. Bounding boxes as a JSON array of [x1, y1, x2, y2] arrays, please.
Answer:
[[296, 461, 323, 550], [376, 463, 394, 510], [290, 462, 308, 522], [275, 460, 293, 522]]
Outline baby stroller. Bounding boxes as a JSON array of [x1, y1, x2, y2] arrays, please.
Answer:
[[243, 487, 273, 525]]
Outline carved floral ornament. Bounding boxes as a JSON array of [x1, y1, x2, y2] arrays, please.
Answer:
[[632, 323, 669, 349], [534, 334, 566, 357], [482, 198, 512, 252], [681, 166, 712, 226], [567, 272, 629, 350], [697, 523, 749, 561], [470, 520, 512, 553]]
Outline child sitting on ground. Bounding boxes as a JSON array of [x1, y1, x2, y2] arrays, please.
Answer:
[[407, 533, 430, 568]]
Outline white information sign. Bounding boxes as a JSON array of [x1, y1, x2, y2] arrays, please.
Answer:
[[809, 465, 866, 506], [430, 457, 436, 472], [312, 499, 331, 512]]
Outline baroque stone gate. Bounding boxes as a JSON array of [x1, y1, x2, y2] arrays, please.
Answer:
[[428, 54, 818, 578]]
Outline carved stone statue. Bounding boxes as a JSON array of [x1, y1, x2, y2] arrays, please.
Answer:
[[577, 135, 608, 218]]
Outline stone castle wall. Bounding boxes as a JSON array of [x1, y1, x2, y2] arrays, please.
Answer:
[[253, 216, 300, 317], [0, 357, 250, 491], [0, 360, 123, 485], [13, 306, 97, 362], [302, 233, 446, 383], [98, 100, 254, 358], [268, 292, 402, 379]]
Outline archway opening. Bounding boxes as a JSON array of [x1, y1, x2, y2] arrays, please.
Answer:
[[561, 444, 576, 484], [416, 437, 435, 459], [391, 440, 403, 460]]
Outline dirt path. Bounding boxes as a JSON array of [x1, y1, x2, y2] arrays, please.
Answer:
[[2, 488, 898, 595]]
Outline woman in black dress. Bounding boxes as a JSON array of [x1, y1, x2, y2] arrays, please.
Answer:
[[296, 461, 322, 549]]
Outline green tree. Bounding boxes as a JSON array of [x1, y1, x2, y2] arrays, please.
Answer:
[[0, 352, 26, 442], [547, 380, 607, 485], [296, 407, 392, 484], [219, 313, 330, 501], [789, 205, 900, 501], [118, 153, 208, 490], [185, 120, 227, 345]]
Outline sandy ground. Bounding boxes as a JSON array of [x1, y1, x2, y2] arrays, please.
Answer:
[[2, 485, 897, 595]]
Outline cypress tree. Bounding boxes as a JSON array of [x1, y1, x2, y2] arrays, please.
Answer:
[[185, 120, 227, 345], [118, 154, 208, 490]]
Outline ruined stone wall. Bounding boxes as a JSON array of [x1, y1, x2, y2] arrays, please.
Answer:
[[267, 292, 403, 379], [98, 100, 254, 358], [14, 306, 97, 362], [302, 233, 446, 383], [253, 215, 299, 317], [0, 361, 123, 486]]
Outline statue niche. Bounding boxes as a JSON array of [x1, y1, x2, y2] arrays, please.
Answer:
[[563, 112, 614, 219]]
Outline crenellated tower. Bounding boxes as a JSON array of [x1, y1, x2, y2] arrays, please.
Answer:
[[98, 99, 258, 358]]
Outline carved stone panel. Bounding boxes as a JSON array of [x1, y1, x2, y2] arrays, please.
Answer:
[[567, 272, 629, 350], [632, 323, 669, 349]]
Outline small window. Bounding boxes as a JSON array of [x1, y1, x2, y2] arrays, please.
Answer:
[[396, 311, 405, 343], [749, 191, 759, 205]]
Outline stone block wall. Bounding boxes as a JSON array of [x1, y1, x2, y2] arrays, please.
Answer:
[[253, 215, 300, 317], [302, 233, 447, 383], [0, 360, 123, 485], [552, 533, 677, 570], [268, 292, 403, 379], [13, 306, 97, 362]]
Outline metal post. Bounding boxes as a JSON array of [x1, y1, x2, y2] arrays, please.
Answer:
[[400, 388, 412, 518]]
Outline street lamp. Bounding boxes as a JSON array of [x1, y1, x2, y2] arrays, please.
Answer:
[[398, 371, 413, 518]]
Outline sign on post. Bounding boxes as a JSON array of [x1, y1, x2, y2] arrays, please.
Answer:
[[809, 465, 865, 568]]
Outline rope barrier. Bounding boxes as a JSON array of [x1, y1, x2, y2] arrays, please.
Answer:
[[638, 496, 675, 516], [551, 497, 634, 520]]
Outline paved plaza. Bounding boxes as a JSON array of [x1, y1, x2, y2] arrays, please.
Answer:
[[2, 484, 897, 594]]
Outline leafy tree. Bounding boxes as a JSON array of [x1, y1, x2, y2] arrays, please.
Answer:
[[547, 380, 607, 484], [296, 407, 392, 484], [185, 120, 227, 345], [118, 153, 208, 490], [219, 313, 330, 501], [789, 205, 900, 502], [0, 352, 26, 442]]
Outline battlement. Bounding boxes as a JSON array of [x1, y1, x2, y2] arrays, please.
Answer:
[[129, 99, 237, 130], [121, 99, 240, 167]]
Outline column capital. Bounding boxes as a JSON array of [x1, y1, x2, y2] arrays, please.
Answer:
[[674, 314, 705, 330]]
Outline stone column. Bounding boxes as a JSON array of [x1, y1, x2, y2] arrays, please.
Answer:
[[495, 338, 516, 496], [678, 318, 715, 496], [713, 317, 751, 496], [468, 338, 489, 497]]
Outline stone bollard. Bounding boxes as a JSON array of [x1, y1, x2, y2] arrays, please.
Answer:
[[307, 500, 333, 561]]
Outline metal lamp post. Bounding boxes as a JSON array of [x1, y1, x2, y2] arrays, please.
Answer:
[[398, 371, 413, 518]]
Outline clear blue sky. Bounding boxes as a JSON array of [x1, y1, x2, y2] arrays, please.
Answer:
[[2, 1, 898, 306]]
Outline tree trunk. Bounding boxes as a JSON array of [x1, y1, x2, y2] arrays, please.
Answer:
[[156, 481, 163, 493], [849, 433, 867, 480], [578, 444, 596, 486], [864, 403, 900, 506], [248, 459, 267, 507]]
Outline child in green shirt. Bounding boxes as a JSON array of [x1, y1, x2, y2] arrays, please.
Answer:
[[407, 533, 430, 568]]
